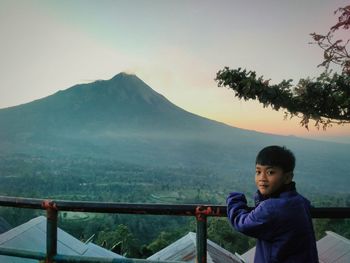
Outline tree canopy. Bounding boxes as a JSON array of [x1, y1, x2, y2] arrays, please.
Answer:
[[215, 5, 350, 129]]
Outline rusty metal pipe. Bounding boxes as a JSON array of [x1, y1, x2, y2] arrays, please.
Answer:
[[0, 196, 349, 218]]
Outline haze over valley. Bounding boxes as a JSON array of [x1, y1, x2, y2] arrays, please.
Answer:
[[0, 73, 349, 197]]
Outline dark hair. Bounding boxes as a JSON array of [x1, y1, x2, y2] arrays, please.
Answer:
[[256, 145, 295, 173]]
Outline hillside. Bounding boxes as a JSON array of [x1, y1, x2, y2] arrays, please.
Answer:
[[0, 73, 349, 193]]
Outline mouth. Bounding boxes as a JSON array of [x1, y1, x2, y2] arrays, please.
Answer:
[[259, 185, 269, 189]]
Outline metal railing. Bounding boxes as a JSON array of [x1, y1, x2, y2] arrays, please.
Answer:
[[0, 196, 349, 262]]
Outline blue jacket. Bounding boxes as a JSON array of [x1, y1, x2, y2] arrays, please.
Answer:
[[227, 186, 319, 263]]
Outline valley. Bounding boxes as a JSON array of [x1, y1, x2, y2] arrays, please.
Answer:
[[0, 73, 349, 257]]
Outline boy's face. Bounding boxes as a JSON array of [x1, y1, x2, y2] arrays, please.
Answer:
[[255, 164, 292, 196]]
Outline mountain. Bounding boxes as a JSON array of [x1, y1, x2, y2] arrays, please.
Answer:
[[0, 73, 349, 192], [0, 73, 264, 156], [0, 73, 244, 138]]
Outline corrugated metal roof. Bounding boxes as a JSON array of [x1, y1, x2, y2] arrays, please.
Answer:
[[0, 216, 123, 262], [317, 231, 350, 263], [148, 232, 243, 263], [240, 231, 350, 263]]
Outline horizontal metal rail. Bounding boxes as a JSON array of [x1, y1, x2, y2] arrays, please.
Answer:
[[0, 195, 349, 263], [0, 195, 349, 218]]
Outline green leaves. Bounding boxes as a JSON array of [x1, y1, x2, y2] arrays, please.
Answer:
[[215, 67, 350, 129], [216, 5, 350, 129]]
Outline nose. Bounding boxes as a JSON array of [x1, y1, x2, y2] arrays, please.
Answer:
[[258, 172, 268, 181]]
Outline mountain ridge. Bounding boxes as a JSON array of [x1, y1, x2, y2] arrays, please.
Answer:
[[0, 73, 349, 193], [0, 72, 347, 145], [0, 72, 250, 141]]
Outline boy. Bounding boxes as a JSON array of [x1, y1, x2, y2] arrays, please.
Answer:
[[227, 146, 318, 263]]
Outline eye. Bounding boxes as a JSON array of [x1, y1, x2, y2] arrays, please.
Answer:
[[255, 170, 261, 175], [267, 169, 275, 176]]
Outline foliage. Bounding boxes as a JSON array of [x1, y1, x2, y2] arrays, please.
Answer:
[[215, 5, 350, 129], [207, 218, 255, 254], [215, 68, 350, 129], [310, 5, 350, 75], [0, 154, 349, 258], [96, 224, 140, 257], [313, 219, 350, 240], [143, 229, 187, 257]]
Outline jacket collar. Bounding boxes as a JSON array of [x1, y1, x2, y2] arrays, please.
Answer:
[[270, 182, 297, 198]]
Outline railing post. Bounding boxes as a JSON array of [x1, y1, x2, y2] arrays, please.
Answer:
[[195, 206, 209, 263], [43, 200, 58, 263]]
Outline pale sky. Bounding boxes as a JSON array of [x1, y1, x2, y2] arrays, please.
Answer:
[[1, 0, 349, 143]]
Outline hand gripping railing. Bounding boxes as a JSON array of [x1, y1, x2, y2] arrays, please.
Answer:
[[0, 196, 349, 263]]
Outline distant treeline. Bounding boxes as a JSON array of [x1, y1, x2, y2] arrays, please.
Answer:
[[0, 154, 349, 257]]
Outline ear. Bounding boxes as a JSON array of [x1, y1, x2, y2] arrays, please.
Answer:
[[284, 172, 293, 184]]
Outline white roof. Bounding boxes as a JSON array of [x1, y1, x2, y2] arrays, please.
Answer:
[[240, 231, 350, 263], [148, 232, 243, 263], [241, 246, 255, 263], [0, 216, 123, 262], [317, 231, 350, 263]]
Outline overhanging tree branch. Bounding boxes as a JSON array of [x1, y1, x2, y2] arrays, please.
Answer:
[[215, 68, 350, 130], [216, 5, 350, 130]]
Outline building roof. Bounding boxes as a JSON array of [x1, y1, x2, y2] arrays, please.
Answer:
[[241, 231, 350, 263], [0, 216, 123, 263], [147, 232, 243, 263], [241, 246, 255, 263], [0, 217, 11, 234], [317, 231, 350, 263]]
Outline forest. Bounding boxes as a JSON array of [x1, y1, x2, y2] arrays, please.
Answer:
[[0, 153, 349, 258]]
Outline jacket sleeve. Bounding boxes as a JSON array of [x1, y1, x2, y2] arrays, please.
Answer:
[[254, 190, 267, 207], [226, 192, 277, 240]]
